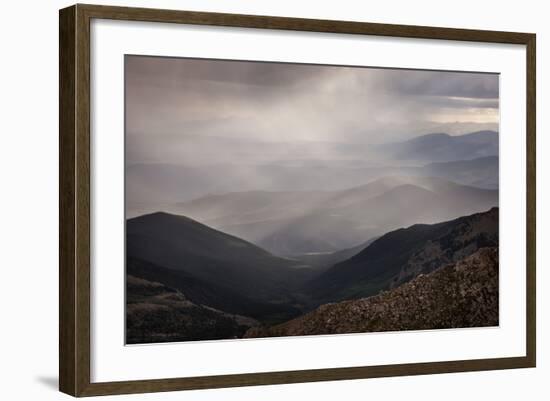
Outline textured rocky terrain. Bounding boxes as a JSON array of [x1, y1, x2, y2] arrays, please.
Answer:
[[126, 275, 257, 344], [390, 207, 498, 288], [308, 208, 498, 303], [245, 247, 498, 338]]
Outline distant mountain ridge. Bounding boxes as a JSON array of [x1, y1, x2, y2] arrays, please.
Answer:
[[379, 130, 498, 163], [418, 156, 498, 189], [126, 130, 499, 218], [168, 176, 498, 256]]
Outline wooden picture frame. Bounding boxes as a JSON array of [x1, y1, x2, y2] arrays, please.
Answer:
[[59, 3, 536, 397]]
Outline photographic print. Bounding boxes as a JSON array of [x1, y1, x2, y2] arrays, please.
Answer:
[[125, 55, 499, 344]]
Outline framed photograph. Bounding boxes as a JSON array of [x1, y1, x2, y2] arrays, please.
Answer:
[[59, 4, 536, 397]]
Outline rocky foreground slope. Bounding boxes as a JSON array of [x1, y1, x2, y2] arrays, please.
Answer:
[[126, 275, 258, 344], [245, 247, 498, 338]]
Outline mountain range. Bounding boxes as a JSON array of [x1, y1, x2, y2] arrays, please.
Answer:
[[126, 207, 499, 343], [168, 176, 497, 256], [377, 131, 498, 163], [125, 130, 500, 343], [126, 131, 499, 217]]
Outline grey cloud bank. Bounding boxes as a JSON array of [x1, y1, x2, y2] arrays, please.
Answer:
[[125, 55, 499, 214], [126, 56, 498, 165]]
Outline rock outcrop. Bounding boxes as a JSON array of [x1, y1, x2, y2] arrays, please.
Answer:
[[245, 247, 498, 338]]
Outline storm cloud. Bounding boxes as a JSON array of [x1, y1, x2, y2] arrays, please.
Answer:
[[125, 55, 501, 218], [126, 56, 498, 163], [378, 69, 498, 99], [125, 55, 499, 167]]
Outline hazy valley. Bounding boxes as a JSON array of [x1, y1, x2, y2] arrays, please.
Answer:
[[126, 206, 499, 343], [126, 130, 499, 218], [125, 130, 500, 344]]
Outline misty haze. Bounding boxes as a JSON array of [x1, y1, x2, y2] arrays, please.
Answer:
[[125, 55, 499, 344]]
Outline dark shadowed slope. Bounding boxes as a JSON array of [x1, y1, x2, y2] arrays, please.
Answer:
[[307, 207, 498, 303], [127, 257, 303, 323], [126, 275, 258, 344], [245, 247, 498, 338], [126, 212, 314, 303]]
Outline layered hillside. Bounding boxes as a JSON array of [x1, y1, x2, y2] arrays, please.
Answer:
[[378, 131, 498, 163], [126, 208, 499, 343], [245, 247, 498, 338], [127, 212, 313, 303], [308, 208, 498, 303], [126, 275, 258, 344], [126, 131, 499, 218], [127, 257, 302, 323], [168, 176, 497, 256]]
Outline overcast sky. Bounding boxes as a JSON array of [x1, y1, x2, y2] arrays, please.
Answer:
[[125, 55, 499, 164]]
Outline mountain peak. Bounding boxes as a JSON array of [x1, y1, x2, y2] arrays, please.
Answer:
[[412, 132, 451, 140], [126, 211, 309, 302], [129, 211, 197, 224], [381, 129, 498, 163], [460, 130, 498, 137]]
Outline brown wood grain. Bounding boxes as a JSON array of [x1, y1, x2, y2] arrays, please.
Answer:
[[59, 5, 76, 396], [59, 3, 537, 397], [526, 34, 536, 367]]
